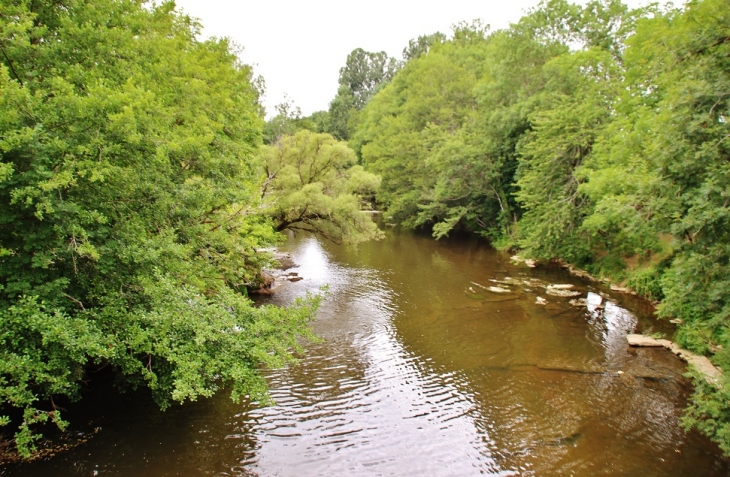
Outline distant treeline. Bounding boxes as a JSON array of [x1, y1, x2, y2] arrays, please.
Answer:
[[275, 0, 730, 455]]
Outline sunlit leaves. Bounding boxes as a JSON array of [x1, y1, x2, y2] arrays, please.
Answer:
[[260, 130, 382, 244], [0, 0, 319, 457]]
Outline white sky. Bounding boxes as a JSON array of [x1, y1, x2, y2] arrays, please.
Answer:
[[172, 0, 651, 118]]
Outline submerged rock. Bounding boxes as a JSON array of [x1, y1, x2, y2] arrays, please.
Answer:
[[549, 284, 575, 290], [536, 296, 548, 305], [494, 276, 523, 286], [471, 281, 511, 293]]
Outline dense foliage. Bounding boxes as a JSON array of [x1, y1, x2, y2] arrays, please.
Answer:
[[348, 0, 730, 455], [0, 0, 335, 457], [2, 0, 729, 460], [259, 130, 382, 243]]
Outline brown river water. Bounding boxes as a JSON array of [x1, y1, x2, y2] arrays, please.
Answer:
[[4, 230, 728, 476]]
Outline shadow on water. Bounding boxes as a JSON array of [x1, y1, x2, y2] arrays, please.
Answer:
[[4, 229, 728, 476]]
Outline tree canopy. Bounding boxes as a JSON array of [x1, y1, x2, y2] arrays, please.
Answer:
[[258, 130, 382, 244], [346, 0, 730, 455], [327, 48, 400, 140], [0, 0, 326, 456]]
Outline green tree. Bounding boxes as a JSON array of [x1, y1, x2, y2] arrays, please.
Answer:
[[327, 48, 399, 139], [353, 20, 564, 240], [259, 130, 383, 244], [338, 48, 400, 110], [402, 32, 447, 62], [572, 0, 730, 452], [0, 0, 320, 456], [515, 48, 621, 263], [263, 96, 303, 144]]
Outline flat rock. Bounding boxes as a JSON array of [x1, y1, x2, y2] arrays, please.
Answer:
[[510, 255, 536, 267], [568, 267, 596, 280], [273, 252, 297, 270], [626, 334, 723, 383], [545, 286, 581, 297], [610, 284, 635, 294], [627, 334, 664, 347], [471, 281, 511, 293], [488, 286, 511, 293], [685, 354, 723, 382]]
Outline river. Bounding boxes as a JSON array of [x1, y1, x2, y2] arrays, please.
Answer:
[[4, 230, 728, 476]]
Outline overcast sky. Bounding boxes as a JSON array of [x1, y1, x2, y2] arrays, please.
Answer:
[[172, 0, 652, 118]]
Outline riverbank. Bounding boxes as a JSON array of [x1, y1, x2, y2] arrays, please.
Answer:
[[511, 252, 727, 442], [626, 334, 722, 383]]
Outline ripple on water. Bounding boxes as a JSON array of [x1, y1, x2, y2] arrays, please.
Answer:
[[217, 236, 725, 476], [228, 332, 503, 475], [4, 235, 727, 477]]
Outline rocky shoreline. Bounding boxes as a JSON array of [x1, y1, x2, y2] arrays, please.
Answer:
[[626, 334, 723, 384], [510, 254, 723, 386], [248, 251, 302, 295]]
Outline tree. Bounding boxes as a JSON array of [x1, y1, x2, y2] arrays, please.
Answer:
[[353, 21, 558, 240], [259, 130, 383, 244], [327, 48, 399, 139], [338, 48, 400, 110], [402, 32, 447, 61], [515, 48, 620, 263], [0, 0, 320, 456], [263, 96, 303, 144]]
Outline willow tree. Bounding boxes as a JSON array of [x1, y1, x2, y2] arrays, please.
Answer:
[[0, 0, 319, 456], [259, 130, 383, 244]]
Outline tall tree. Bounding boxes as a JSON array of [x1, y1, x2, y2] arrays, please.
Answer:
[[327, 48, 399, 139], [402, 32, 447, 61]]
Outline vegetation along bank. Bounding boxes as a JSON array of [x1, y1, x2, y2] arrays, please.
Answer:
[[273, 0, 730, 457], [2, 0, 730, 461]]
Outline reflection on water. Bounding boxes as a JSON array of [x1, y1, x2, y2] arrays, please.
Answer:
[[240, 238, 501, 476], [4, 231, 728, 476]]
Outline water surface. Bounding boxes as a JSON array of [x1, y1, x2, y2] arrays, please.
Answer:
[[5, 231, 727, 476]]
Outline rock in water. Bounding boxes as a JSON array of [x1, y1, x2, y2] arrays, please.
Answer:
[[626, 334, 723, 383], [488, 286, 511, 293], [626, 334, 664, 347], [545, 285, 581, 297]]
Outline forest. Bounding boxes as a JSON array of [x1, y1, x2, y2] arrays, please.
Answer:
[[277, 0, 730, 456], [1, 0, 730, 461]]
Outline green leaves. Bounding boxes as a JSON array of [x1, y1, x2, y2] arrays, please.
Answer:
[[0, 296, 109, 456], [0, 0, 320, 457], [327, 48, 400, 140], [260, 130, 383, 244], [345, 0, 730, 458]]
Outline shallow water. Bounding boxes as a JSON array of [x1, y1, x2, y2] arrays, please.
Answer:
[[5, 231, 728, 476]]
